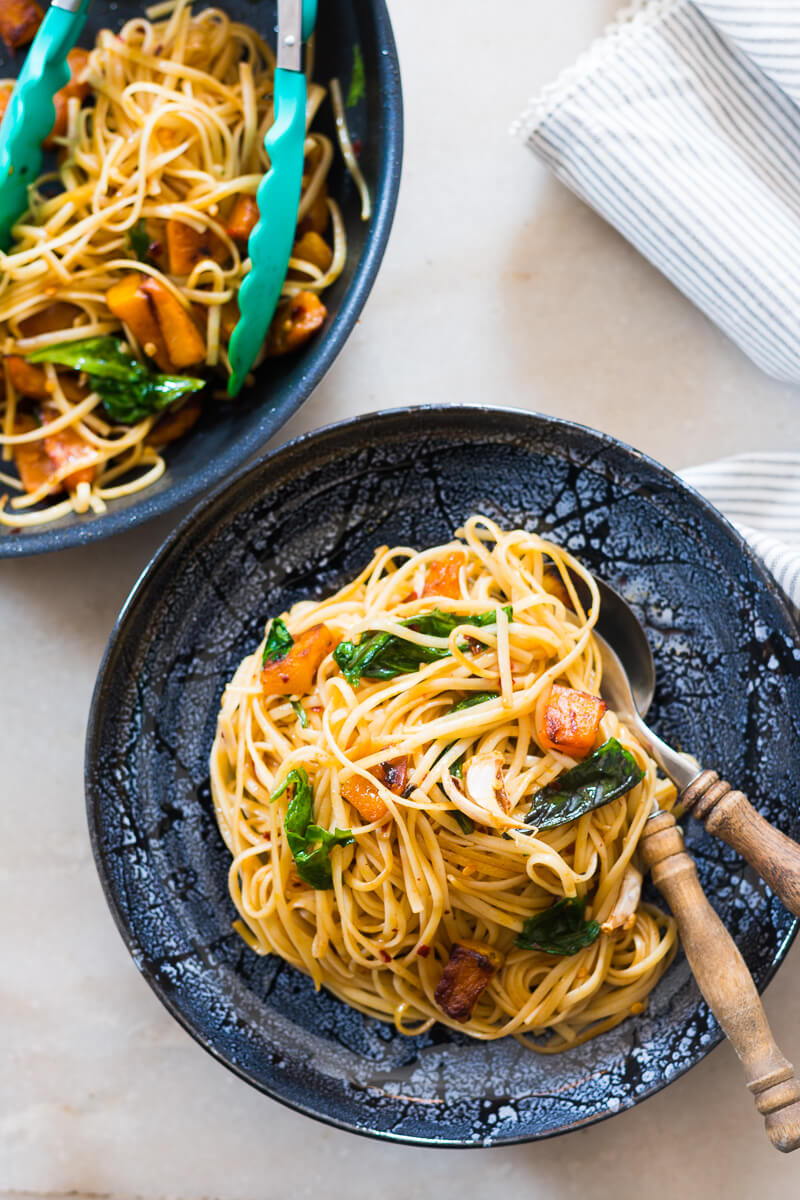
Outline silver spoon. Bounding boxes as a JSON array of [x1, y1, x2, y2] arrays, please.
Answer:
[[591, 577, 654, 715], [592, 579, 800, 920]]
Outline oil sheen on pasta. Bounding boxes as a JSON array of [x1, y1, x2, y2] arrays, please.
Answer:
[[0, 0, 350, 527], [210, 516, 678, 1051]]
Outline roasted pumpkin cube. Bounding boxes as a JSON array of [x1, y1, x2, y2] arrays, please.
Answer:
[[139, 276, 205, 368], [64, 47, 90, 95], [11, 411, 94, 493], [7, 355, 88, 404], [147, 396, 202, 447], [226, 194, 259, 243], [106, 274, 172, 371], [421, 552, 466, 600], [374, 756, 408, 795], [165, 220, 202, 274], [341, 756, 408, 823], [538, 685, 607, 759], [58, 372, 89, 403], [41, 406, 96, 488], [434, 941, 503, 1023], [19, 301, 81, 337], [165, 219, 226, 275], [541, 568, 570, 608], [297, 183, 329, 237], [266, 291, 326, 357], [43, 48, 90, 149], [341, 775, 388, 823], [6, 355, 50, 400], [0, 0, 43, 49], [12, 414, 54, 494], [291, 231, 333, 275], [42, 47, 90, 147], [218, 299, 240, 343], [260, 622, 335, 696], [183, 20, 212, 66]]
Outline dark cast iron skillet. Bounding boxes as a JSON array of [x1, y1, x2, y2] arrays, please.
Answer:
[[0, 0, 402, 556]]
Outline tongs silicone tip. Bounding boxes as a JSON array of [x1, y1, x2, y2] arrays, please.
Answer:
[[0, 0, 91, 251], [226, 0, 317, 398]]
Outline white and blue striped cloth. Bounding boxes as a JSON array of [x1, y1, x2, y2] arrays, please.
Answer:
[[683, 453, 800, 613], [516, 2, 800, 616], [516, 0, 800, 384]]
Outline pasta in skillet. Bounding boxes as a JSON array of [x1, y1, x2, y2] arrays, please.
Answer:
[[0, 0, 359, 526]]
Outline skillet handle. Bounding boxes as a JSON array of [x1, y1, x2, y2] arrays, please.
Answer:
[[682, 771, 800, 919], [639, 810, 800, 1153]]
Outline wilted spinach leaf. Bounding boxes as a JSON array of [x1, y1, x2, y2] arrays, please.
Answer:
[[438, 691, 498, 781], [524, 738, 643, 832], [271, 767, 354, 889], [451, 691, 498, 713], [127, 219, 151, 262], [90, 374, 204, 423], [409, 607, 511, 639], [28, 336, 204, 424], [30, 336, 146, 379], [263, 616, 293, 665], [515, 897, 600, 955], [452, 810, 474, 835], [334, 606, 512, 685]]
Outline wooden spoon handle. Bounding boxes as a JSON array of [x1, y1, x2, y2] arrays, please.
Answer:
[[639, 810, 800, 1153], [682, 771, 800, 919]]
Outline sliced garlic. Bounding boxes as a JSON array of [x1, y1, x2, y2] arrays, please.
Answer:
[[464, 752, 511, 818], [600, 863, 643, 933]]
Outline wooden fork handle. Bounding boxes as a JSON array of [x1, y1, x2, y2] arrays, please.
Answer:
[[681, 771, 800, 919], [639, 811, 800, 1153]]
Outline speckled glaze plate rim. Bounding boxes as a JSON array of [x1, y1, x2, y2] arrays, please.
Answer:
[[85, 404, 800, 1147], [0, 0, 403, 559]]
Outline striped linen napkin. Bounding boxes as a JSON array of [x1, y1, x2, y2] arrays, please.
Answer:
[[682, 453, 800, 613], [515, 3, 800, 617], [515, 0, 800, 383]]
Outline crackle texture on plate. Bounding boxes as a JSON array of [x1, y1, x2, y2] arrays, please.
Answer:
[[85, 407, 800, 1146]]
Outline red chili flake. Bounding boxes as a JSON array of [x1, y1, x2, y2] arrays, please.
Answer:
[[379, 949, 392, 963], [310, 705, 323, 713], [352, 137, 362, 157], [417, 944, 430, 958]]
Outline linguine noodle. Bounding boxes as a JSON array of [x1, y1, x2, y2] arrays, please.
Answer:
[[210, 516, 678, 1051]]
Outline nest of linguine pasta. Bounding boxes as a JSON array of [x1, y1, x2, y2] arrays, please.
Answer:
[[210, 516, 678, 1051]]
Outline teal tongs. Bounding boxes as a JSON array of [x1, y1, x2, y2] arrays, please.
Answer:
[[226, 0, 317, 397], [0, 0, 91, 251]]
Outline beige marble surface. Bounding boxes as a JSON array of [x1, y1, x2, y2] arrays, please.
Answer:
[[2, 1, 800, 1197]]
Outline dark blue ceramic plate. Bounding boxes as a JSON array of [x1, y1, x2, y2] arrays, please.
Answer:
[[0, 0, 402, 557], [85, 407, 800, 1146]]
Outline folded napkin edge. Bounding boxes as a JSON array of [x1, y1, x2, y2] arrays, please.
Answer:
[[510, 0, 684, 143]]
